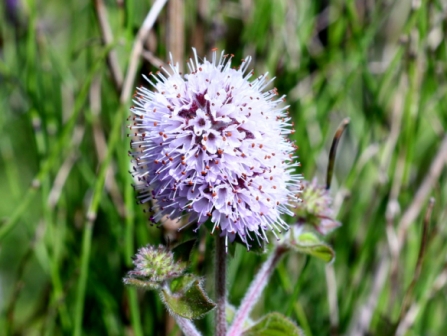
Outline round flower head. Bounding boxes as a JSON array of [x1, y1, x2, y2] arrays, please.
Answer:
[[129, 49, 301, 249]]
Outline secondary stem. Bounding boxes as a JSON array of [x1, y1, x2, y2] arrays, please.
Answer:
[[228, 246, 287, 336], [173, 315, 202, 336], [215, 235, 227, 336]]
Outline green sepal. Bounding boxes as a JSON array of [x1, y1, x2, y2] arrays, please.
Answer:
[[123, 277, 159, 290], [286, 229, 335, 263], [242, 312, 304, 336], [161, 274, 216, 320]]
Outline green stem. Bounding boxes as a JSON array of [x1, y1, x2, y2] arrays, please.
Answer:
[[124, 167, 143, 336], [215, 235, 227, 336], [73, 221, 93, 336], [127, 288, 143, 336], [73, 106, 124, 336]]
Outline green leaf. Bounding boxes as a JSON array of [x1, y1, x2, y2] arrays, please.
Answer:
[[171, 238, 197, 265], [287, 230, 335, 263], [242, 312, 304, 336], [161, 274, 216, 319], [169, 273, 196, 293]]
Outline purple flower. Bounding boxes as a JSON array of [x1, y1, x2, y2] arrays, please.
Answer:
[[129, 49, 301, 249]]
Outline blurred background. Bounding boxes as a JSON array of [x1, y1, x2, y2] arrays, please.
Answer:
[[1, 0, 447, 335]]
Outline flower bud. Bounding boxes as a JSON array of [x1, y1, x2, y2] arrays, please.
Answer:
[[295, 179, 340, 234], [124, 245, 186, 287]]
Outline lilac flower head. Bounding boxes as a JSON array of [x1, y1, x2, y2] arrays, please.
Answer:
[[129, 49, 301, 249]]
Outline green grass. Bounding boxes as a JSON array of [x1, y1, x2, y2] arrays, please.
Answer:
[[1, 0, 446, 335]]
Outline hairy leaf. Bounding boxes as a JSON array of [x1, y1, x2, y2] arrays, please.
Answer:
[[287, 230, 335, 263], [161, 274, 216, 319], [242, 312, 304, 336]]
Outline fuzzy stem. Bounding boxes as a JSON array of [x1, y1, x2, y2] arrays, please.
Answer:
[[215, 235, 227, 336], [173, 315, 202, 336], [228, 246, 287, 336]]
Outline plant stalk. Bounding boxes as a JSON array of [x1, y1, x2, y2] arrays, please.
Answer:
[[173, 315, 202, 336], [228, 246, 287, 336]]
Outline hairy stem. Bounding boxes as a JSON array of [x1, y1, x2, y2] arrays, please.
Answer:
[[215, 235, 227, 336], [228, 246, 287, 336], [173, 315, 202, 336]]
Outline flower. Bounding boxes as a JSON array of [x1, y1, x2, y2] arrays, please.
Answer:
[[129, 49, 301, 249], [295, 178, 340, 234]]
